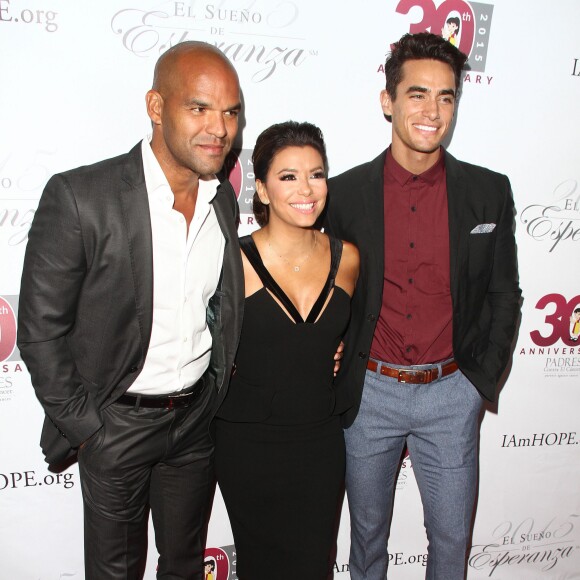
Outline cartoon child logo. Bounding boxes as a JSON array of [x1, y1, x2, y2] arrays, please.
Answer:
[[204, 557, 216, 580], [441, 15, 461, 46], [202, 547, 229, 580], [570, 306, 580, 341]]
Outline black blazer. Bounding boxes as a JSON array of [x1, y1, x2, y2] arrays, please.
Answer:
[[325, 149, 521, 427], [17, 143, 244, 464]]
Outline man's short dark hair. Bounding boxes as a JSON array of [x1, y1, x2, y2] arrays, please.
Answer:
[[385, 32, 468, 100]]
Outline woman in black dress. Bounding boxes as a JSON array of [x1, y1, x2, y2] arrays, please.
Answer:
[[215, 121, 359, 579]]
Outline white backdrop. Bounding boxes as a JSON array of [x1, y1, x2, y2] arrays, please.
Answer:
[[1, 0, 580, 578]]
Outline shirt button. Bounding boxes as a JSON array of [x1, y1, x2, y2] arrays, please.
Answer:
[[183, 337, 188, 343], [406, 314, 412, 320], [411, 206, 417, 212], [410, 242, 415, 248], [406, 346, 412, 353], [358, 352, 367, 359], [408, 278, 414, 284], [412, 176, 418, 181], [367, 314, 376, 322]]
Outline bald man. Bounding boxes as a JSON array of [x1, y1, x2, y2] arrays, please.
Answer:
[[18, 42, 245, 579]]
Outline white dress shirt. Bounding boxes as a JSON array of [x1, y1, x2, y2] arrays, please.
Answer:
[[128, 138, 225, 395]]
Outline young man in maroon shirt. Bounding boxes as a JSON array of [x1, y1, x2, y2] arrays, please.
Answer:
[[324, 32, 521, 579]]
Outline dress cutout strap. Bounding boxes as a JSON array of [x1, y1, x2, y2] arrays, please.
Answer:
[[240, 235, 303, 323], [305, 236, 342, 323], [239, 235, 343, 324]]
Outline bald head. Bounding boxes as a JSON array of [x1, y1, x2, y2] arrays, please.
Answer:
[[145, 40, 241, 182], [152, 41, 238, 95]]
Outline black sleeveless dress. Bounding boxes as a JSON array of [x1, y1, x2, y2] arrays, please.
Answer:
[[215, 235, 351, 580]]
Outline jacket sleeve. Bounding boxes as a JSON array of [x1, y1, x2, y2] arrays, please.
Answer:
[[481, 177, 521, 384], [17, 173, 102, 448]]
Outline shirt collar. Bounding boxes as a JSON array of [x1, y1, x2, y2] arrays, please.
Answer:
[[141, 136, 220, 207], [385, 146, 446, 187]]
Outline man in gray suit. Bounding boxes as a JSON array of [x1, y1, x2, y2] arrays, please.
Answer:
[[17, 42, 244, 579], [325, 33, 521, 579]]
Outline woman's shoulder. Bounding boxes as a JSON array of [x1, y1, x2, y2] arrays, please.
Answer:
[[323, 234, 359, 294], [340, 239, 359, 261], [320, 233, 359, 262], [339, 240, 360, 281]]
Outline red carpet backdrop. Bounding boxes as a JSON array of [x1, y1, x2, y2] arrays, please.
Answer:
[[1, 0, 579, 578]]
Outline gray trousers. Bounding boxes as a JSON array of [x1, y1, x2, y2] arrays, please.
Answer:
[[78, 382, 216, 580], [345, 361, 483, 580]]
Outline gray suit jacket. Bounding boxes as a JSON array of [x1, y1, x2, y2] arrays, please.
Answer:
[[18, 143, 244, 464], [325, 149, 521, 427]]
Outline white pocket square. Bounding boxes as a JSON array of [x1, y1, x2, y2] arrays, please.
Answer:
[[470, 223, 496, 234]]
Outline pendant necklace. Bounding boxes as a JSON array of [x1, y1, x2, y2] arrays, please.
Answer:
[[268, 231, 318, 272]]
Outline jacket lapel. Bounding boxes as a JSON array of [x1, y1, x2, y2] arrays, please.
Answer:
[[362, 151, 387, 281], [445, 151, 468, 305], [119, 143, 154, 360], [211, 178, 244, 391], [212, 181, 236, 247]]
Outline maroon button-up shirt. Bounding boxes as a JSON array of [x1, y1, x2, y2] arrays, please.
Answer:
[[370, 148, 454, 365]]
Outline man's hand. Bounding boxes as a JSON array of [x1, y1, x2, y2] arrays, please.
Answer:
[[334, 341, 345, 376]]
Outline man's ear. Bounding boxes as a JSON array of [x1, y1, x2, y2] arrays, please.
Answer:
[[146, 90, 163, 126], [380, 89, 393, 117], [256, 180, 269, 204]]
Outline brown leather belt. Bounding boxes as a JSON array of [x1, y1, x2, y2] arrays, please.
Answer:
[[366, 359, 458, 384], [116, 376, 206, 409]]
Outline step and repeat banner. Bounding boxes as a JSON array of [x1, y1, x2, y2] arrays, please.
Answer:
[[1, 0, 579, 578]]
